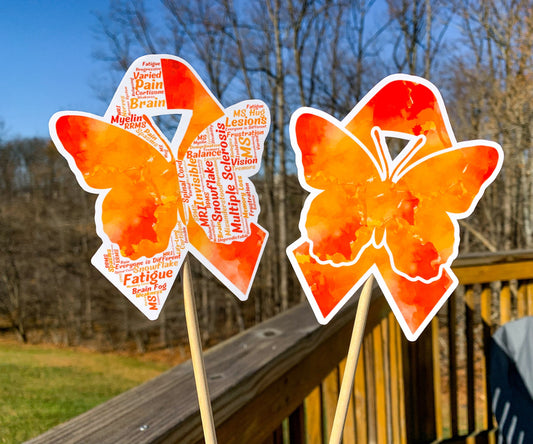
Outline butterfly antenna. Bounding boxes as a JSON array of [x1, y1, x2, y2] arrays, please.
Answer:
[[371, 127, 389, 179], [390, 134, 426, 182]]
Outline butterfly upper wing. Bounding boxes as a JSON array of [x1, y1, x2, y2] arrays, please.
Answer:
[[386, 142, 503, 280], [292, 109, 384, 189], [291, 109, 385, 264], [223, 100, 270, 175], [52, 113, 181, 260]]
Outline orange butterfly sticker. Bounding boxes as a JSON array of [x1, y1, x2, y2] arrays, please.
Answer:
[[287, 74, 503, 341], [50, 55, 270, 320]]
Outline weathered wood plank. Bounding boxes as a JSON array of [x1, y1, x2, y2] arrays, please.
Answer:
[[388, 315, 406, 444], [517, 281, 527, 318], [480, 285, 493, 433], [500, 283, 512, 324], [28, 284, 384, 444], [338, 359, 356, 444], [321, 367, 339, 441], [304, 387, 322, 444], [364, 333, 377, 443], [452, 250, 533, 267], [372, 322, 388, 443], [403, 325, 437, 442], [289, 405, 305, 443], [354, 337, 368, 443], [453, 261, 533, 284], [432, 317, 444, 440], [528, 282, 533, 316], [452, 250, 533, 285], [464, 287, 476, 433], [448, 294, 459, 437], [381, 318, 393, 444]]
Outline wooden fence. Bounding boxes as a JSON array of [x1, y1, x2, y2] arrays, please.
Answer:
[[28, 250, 533, 444]]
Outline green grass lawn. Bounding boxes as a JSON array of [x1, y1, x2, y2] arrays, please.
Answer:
[[0, 341, 172, 443]]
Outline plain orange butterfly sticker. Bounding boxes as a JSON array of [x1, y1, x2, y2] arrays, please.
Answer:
[[287, 74, 503, 341], [50, 55, 270, 319]]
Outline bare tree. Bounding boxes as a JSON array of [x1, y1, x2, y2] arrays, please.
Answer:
[[451, 0, 533, 250], [8, 0, 530, 350], [386, 0, 454, 77]]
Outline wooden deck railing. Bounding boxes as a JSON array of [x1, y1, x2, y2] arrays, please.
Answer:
[[28, 250, 533, 444]]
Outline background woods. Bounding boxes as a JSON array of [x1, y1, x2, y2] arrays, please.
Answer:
[[1, 0, 532, 351]]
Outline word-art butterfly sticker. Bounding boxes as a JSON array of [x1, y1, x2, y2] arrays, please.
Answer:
[[287, 74, 503, 341], [50, 54, 270, 320]]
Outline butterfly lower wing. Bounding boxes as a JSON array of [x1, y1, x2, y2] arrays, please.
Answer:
[[52, 113, 181, 260], [304, 186, 373, 264], [374, 256, 457, 341], [101, 178, 180, 259]]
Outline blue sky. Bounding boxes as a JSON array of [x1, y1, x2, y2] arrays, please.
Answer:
[[1, 0, 111, 140]]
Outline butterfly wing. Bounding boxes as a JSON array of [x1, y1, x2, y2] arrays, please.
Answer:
[[182, 100, 271, 299], [386, 142, 503, 280], [287, 238, 456, 340], [181, 100, 269, 241], [188, 217, 268, 300], [52, 113, 181, 260], [290, 109, 385, 264]]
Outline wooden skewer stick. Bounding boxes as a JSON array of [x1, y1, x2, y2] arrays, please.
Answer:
[[328, 275, 375, 444], [183, 257, 218, 444]]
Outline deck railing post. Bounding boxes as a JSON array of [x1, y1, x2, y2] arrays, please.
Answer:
[[288, 404, 305, 443], [26, 250, 533, 444], [402, 325, 437, 443]]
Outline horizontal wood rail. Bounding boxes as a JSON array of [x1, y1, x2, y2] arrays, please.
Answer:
[[453, 249, 533, 284], [28, 251, 533, 444]]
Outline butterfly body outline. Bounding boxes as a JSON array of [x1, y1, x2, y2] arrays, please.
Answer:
[[50, 54, 270, 319], [287, 73, 503, 340]]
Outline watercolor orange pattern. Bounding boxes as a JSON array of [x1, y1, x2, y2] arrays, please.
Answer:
[[50, 55, 269, 319], [287, 74, 503, 341], [55, 115, 182, 260]]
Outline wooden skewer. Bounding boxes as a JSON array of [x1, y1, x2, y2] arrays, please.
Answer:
[[183, 257, 218, 444], [328, 275, 375, 444]]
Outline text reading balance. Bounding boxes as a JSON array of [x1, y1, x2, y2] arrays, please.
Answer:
[[287, 74, 503, 443], [49, 54, 270, 444], [49, 54, 270, 320]]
